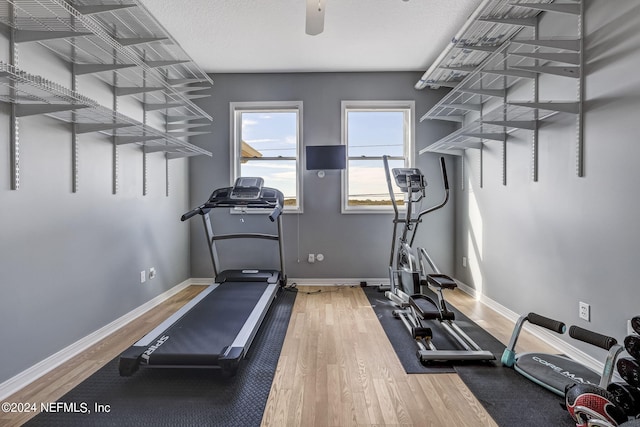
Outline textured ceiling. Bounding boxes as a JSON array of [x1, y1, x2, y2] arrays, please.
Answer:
[[138, 0, 481, 74]]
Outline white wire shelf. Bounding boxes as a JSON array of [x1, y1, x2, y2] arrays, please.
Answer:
[[71, 0, 212, 85], [419, 102, 563, 156], [0, 0, 212, 121], [417, 0, 584, 182], [0, 61, 212, 157], [415, 0, 557, 90], [420, 34, 581, 124]]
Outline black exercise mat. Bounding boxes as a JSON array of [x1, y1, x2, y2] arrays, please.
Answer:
[[363, 286, 574, 427], [455, 360, 574, 427], [365, 287, 457, 373], [25, 288, 297, 427], [365, 286, 505, 373]]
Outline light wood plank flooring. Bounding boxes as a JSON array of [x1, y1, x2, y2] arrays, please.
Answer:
[[261, 286, 557, 427], [0, 285, 208, 427], [1, 284, 557, 427]]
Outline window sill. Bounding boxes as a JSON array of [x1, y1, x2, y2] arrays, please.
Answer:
[[341, 206, 401, 214]]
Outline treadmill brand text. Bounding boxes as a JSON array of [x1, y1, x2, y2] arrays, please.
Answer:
[[141, 335, 170, 361]]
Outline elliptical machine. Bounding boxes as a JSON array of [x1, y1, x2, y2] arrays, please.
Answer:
[[383, 155, 494, 363]]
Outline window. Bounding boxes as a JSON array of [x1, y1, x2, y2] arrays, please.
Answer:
[[341, 101, 415, 212], [231, 101, 303, 212]]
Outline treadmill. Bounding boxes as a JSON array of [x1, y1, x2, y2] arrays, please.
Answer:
[[119, 177, 286, 376]]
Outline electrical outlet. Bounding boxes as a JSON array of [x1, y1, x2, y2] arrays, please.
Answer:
[[462, 256, 467, 267], [140, 270, 146, 284], [579, 302, 590, 321], [308, 253, 315, 263], [149, 267, 156, 280]]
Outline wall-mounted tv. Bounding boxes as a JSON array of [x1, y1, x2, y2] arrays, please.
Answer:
[[306, 145, 346, 170]]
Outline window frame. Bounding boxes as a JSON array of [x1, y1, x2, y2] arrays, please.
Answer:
[[230, 101, 304, 213], [340, 100, 415, 214]]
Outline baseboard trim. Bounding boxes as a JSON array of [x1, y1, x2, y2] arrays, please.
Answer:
[[288, 278, 389, 286], [291, 278, 608, 373], [0, 278, 197, 400], [190, 277, 214, 286], [455, 280, 609, 375], [1, 276, 614, 400]]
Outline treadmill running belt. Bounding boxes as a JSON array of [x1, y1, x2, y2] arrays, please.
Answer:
[[147, 281, 269, 366]]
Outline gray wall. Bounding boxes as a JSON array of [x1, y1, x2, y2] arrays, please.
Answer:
[[188, 72, 457, 280], [0, 39, 192, 383], [454, 1, 640, 354]]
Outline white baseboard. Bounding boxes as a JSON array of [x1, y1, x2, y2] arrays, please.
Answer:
[[1, 276, 615, 401], [0, 278, 198, 401], [455, 280, 610, 375], [292, 277, 610, 374], [190, 277, 214, 286], [288, 278, 389, 286]]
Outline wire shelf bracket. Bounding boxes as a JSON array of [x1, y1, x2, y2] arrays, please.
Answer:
[[416, 0, 585, 182]]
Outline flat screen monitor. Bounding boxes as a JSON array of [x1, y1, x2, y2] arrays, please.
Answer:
[[306, 145, 346, 170]]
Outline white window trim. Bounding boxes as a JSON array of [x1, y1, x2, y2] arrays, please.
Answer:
[[230, 101, 304, 214], [340, 100, 415, 214]]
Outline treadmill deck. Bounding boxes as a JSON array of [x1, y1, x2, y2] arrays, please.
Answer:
[[147, 281, 269, 365], [119, 280, 277, 375]]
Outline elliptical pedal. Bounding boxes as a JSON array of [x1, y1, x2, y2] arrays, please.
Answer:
[[425, 274, 457, 289], [409, 294, 440, 320], [412, 326, 432, 340]]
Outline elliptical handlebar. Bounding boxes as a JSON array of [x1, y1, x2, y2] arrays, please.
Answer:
[[416, 156, 449, 222], [440, 157, 449, 191], [382, 155, 399, 219], [383, 155, 400, 269]]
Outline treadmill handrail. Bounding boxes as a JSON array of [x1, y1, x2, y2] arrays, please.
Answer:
[[268, 199, 283, 222], [181, 183, 287, 282], [212, 233, 279, 241]]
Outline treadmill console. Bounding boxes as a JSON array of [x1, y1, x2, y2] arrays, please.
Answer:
[[188, 178, 284, 222], [230, 177, 264, 200]]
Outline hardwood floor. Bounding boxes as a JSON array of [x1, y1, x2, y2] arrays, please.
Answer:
[[261, 286, 497, 427], [1, 284, 557, 427], [0, 285, 208, 427]]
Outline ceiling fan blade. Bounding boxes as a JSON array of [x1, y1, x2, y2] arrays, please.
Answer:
[[305, 0, 326, 35]]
